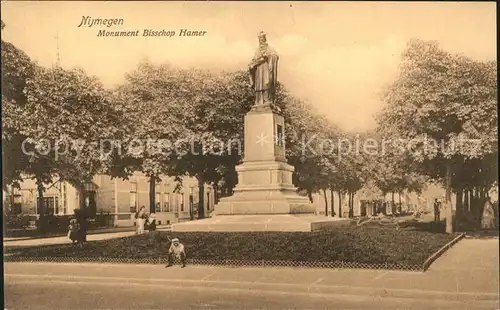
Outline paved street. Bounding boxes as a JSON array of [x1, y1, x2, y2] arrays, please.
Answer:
[[5, 275, 497, 310]]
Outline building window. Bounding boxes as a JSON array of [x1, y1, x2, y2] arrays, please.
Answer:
[[129, 192, 137, 213], [12, 193, 22, 215], [43, 197, 58, 215], [155, 193, 161, 212], [171, 191, 177, 213], [179, 193, 184, 212], [163, 193, 170, 212], [62, 184, 67, 215]]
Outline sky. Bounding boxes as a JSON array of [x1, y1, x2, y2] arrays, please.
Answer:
[[1, 1, 496, 132]]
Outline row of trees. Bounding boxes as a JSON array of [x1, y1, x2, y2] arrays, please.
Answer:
[[2, 21, 497, 232], [377, 39, 498, 232]]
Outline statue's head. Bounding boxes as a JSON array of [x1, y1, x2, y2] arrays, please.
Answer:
[[258, 31, 267, 45]]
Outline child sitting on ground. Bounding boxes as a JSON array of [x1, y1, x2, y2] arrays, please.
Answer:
[[68, 218, 80, 246], [165, 238, 186, 268]]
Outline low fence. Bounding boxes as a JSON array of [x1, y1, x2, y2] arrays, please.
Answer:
[[4, 255, 424, 271]]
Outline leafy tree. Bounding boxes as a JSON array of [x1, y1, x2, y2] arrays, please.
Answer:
[[1, 28, 38, 189], [13, 65, 126, 218], [168, 69, 254, 219], [378, 39, 498, 232], [116, 61, 196, 214]]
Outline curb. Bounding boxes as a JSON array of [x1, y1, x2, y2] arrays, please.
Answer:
[[5, 273, 498, 302], [422, 233, 465, 272]]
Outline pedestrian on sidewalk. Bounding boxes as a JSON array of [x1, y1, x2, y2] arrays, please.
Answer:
[[75, 209, 88, 243], [481, 198, 495, 230], [146, 213, 157, 231], [135, 206, 147, 235], [68, 218, 80, 246], [433, 198, 441, 222], [165, 238, 186, 268]]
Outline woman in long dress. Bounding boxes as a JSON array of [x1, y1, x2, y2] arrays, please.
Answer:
[[136, 206, 147, 234], [481, 199, 495, 230]]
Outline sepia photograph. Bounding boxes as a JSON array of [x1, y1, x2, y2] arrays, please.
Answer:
[[2, 1, 498, 309]]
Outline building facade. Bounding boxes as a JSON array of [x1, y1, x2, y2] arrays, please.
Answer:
[[7, 173, 215, 227]]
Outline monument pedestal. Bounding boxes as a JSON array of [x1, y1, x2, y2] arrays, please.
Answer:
[[171, 214, 352, 232], [172, 105, 349, 232], [215, 104, 315, 215], [214, 160, 314, 215]]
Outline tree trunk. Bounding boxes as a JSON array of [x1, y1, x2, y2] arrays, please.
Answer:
[[398, 192, 402, 214], [445, 160, 453, 234], [36, 178, 44, 217], [348, 192, 354, 218], [338, 192, 342, 218], [78, 185, 86, 210], [455, 188, 463, 223], [471, 187, 480, 224], [391, 192, 395, 214], [36, 178, 45, 232], [4, 185, 11, 214], [197, 176, 205, 219], [470, 189, 474, 212], [330, 188, 335, 217], [464, 189, 470, 213], [149, 175, 156, 214], [352, 192, 356, 218], [323, 189, 328, 216], [213, 183, 219, 205]]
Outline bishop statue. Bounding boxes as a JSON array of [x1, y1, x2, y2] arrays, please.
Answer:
[[248, 31, 279, 106]]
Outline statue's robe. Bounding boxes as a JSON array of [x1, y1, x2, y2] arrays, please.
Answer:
[[249, 44, 279, 105]]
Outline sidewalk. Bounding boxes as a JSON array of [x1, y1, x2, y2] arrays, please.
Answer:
[[4, 238, 499, 303], [4, 225, 173, 242], [4, 226, 170, 247]]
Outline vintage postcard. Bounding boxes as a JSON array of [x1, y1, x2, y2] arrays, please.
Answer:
[[2, 1, 498, 309]]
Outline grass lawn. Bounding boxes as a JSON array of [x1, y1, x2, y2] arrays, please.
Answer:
[[6, 226, 458, 266]]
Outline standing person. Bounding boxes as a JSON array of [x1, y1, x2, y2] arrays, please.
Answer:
[[75, 209, 88, 243], [433, 198, 441, 222], [147, 213, 157, 231], [135, 206, 147, 234], [68, 218, 80, 246], [165, 238, 186, 268], [481, 198, 495, 230]]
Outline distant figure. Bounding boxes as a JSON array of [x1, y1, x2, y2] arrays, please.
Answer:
[[135, 206, 147, 234], [166, 238, 186, 268], [481, 199, 495, 230], [75, 209, 88, 243], [68, 218, 80, 246], [146, 213, 157, 231], [433, 199, 441, 222]]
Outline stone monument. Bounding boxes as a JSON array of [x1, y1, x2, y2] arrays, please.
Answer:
[[172, 32, 350, 232], [214, 31, 314, 215]]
